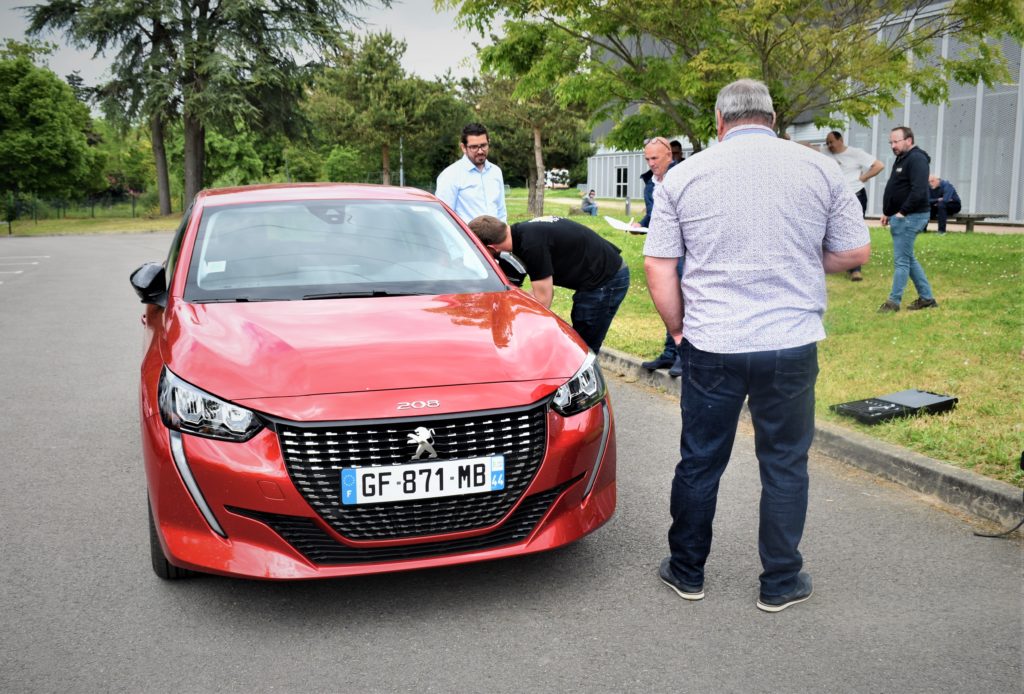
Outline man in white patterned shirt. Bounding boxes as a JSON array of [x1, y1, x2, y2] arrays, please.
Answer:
[[644, 79, 870, 613]]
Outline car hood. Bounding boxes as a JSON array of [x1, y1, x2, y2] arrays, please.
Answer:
[[161, 291, 587, 400]]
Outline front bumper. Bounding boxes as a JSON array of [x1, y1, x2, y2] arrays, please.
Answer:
[[142, 396, 616, 580]]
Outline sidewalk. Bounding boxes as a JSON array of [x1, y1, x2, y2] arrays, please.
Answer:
[[598, 347, 1024, 528]]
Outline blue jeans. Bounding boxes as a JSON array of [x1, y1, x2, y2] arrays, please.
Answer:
[[570, 264, 629, 354], [668, 339, 818, 597], [888, 212, 934, 304]]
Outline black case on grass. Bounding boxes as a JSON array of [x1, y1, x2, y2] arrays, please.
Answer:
[[830, 389, 958, 425]]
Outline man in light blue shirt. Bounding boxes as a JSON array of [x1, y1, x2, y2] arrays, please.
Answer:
[[435, 123, 507, 223]]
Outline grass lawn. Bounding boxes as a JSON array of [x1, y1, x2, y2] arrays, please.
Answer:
[[4, 214, 181, 236], [9, 189, 1021, 486], [511, 190, 1024, 487]]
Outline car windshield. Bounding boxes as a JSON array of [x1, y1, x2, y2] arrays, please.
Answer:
[[183, 199, 505, 302]]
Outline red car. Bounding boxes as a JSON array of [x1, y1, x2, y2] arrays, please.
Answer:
[[131, 184, 616, 580]]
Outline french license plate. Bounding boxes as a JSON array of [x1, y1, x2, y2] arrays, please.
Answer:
[[340, 456, 505, 506]]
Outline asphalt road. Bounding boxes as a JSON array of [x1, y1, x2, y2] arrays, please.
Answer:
[[1, 232, 1021, 693]]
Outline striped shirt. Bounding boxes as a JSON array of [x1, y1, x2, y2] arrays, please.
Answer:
[[643, 124, 869, 353]]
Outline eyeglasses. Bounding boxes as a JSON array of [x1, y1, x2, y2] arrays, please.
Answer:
[[644, 136, 671, 150], [464, 143, 490, 151], [888, 137, 906, 145]]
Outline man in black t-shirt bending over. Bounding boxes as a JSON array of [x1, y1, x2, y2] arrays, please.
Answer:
[[467, 215, 630, 354]]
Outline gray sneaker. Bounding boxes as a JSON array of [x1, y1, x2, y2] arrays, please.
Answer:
[[757, 572, 813, 613], [877, 300, 900, 313], [658, 557, 704, 600], [906, 297, 938, 311]]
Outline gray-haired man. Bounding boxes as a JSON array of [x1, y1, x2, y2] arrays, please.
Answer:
[[644, 79, 870, 612]]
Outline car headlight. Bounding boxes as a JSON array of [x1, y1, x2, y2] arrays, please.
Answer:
[[551, 352, 606, 416], [158, 367, 263, 441]]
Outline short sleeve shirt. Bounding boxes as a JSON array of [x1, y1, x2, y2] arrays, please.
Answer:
[[822, 145, 877, 194], [511, 216, 622, 291], [643, 125, 869, 353]]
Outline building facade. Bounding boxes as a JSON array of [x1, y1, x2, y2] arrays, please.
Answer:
[[587, 34, 1023, 223]]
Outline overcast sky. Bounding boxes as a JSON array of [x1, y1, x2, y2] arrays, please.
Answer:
[[0, 0, 486, 87]]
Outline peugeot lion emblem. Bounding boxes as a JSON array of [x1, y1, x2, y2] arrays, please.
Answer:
[[408, 427, 438, 460]]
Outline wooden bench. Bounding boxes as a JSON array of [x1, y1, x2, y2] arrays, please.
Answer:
[[952, 213, 1005, 232]]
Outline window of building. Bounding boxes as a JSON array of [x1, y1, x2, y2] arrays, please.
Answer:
[[615, 167, 628, 198]]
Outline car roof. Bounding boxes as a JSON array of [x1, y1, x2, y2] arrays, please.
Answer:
[[195, 183, 440, 207]]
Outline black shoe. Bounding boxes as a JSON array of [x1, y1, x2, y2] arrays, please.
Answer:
[[906, 297, 938, 311], [668, 355, 683, 378], [877, 300, 900, 313], [757, 572, 812, 613], [658, 557, 704, 600], [642, 354, 675, 371]]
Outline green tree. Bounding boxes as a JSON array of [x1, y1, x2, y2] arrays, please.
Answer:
[[28, 0, 383, 206], [91, 118, 156, 194], [395, 74, 474, 189], [443, 0, 1024, 148], [281, 144, 325, 183], [202, 128, 264, 188], [478, 21, 594, 215], [0, 41, 96, 214], [307, 32, 441, 185], [28, 1, 178, 214]]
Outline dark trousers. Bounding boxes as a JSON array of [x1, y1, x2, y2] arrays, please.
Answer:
[[668, 339, 818, 597], [849, 188, 868, 273], [570, 264, 630, 354], [930, 200, 961, 232]]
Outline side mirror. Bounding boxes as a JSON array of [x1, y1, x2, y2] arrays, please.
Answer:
[[497, 251, 527, 288], [130, 262, 168, 307]]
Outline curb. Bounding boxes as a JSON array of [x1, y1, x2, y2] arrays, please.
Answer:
[[598, 347, 1024, 527]]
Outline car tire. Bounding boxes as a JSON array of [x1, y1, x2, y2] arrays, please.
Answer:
[[148, 498, 196, 580]]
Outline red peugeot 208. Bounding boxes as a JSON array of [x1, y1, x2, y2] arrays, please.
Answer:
[[131, 184, 616, 580]]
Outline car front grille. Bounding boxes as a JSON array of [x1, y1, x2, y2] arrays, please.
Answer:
[[272, 402, 548, 540], [227, 480, 572, 565]]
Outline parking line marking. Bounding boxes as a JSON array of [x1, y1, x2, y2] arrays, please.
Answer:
[[0, 270, 24, 274], [0, 261, 39, 266], [0, 255, 50, 259]]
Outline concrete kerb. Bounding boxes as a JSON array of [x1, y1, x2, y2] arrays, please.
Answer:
[[598, 347, 1024, 527]]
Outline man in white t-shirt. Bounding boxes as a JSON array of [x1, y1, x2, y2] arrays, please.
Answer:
[[822, 131, 883, 281]]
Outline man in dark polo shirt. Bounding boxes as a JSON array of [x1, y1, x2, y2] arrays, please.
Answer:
[[467, 214, 630, 354]]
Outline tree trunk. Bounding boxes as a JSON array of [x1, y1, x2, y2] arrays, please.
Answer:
[[381, 143, 391, 186], [529, 126, 545, 217], [183, 112, 206, 205], [150, 113, 172, 215], [526, 169, 538, 215]]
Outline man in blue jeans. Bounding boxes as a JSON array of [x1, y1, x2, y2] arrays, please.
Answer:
[[468, 214, 629, 354], [878, 126, 938, 312], [644, 79, 870, 612]]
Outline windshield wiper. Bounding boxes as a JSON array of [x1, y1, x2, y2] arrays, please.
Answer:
[[195, 296, 277, 303], [302, 290, 426, 300]]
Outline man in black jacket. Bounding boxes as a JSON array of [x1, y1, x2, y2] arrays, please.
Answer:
[[878, 126, 938, 312]]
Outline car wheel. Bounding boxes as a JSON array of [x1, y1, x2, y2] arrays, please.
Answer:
[[148, 498, 196, 580]]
